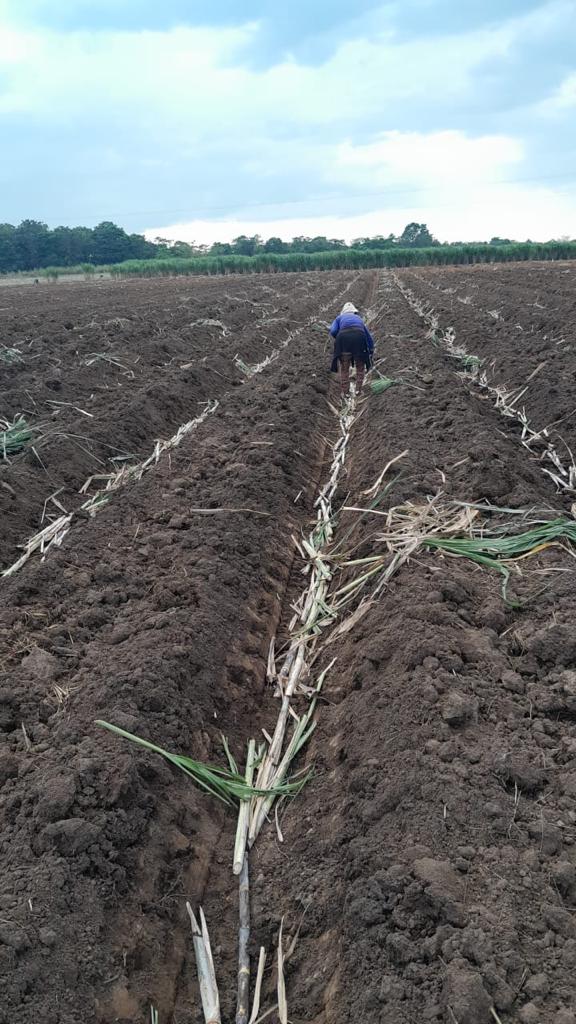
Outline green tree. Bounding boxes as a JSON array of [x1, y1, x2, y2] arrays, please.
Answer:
[[91, 221, 133, 264], [51, 225, 95, 265], [289, 236, 310, 252], [168, 240, 195, 258], [127, 232, 158, 259], [0, 224, 20, 272], [303, 236, 339, 252], [352, 234, 396, 250], [263, 236, 287, 253], [70, 226, 93, 262], [152, 236, 172, 253], [232, 234, 262, 256], [210, 241, 233, 255], [398, 222, 438, 248], [15, 219, 51, 269]]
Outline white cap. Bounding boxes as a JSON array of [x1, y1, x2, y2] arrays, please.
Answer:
[[341, 302, 359, 315]]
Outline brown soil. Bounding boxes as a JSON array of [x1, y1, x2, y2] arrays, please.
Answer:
[[1, 266, 576, 1024], [399, 262, 576, 467], [0, 272, 345, 570]]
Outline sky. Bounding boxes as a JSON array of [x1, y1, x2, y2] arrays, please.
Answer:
[[0, 0, 575, 244]]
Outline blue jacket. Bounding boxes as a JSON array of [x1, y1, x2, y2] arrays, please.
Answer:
[[329, 312, 374, 351]]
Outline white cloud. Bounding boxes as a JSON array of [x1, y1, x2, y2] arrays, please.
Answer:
[[146, 183, 576, 245], [0, 1, 573, 242], [0, 6, 552, 130], [537, 71, 576, 116], [0, 24, 37, 63], [0, 21, 259, 116], [148, 128, 560, 244], [332, 130, 524, 188]]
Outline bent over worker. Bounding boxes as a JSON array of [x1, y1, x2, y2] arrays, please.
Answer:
[[329, 302, 374, 397]]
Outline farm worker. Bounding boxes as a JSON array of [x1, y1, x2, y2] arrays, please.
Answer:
[[329, 302, 374, 396]]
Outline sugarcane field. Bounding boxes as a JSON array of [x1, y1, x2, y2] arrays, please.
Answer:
[[4, 260, 576, 1024]]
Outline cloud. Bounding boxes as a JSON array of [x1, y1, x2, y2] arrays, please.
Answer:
[[0, 12, 516, 125], [3, 2, 567, 128], [0, 21, 258, 116], [5, 0, 380, 58], [0, 1, 573, 240], [332, 131, 524, 189], [537, 71, 576, 115], [0, 24, 37, 64], [146, 181, 576, 246]]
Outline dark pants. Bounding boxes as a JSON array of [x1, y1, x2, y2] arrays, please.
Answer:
[[332, 328, 370, 395], [340, 353, 365, 394]]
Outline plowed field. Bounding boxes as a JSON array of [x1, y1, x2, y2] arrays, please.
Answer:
[[1, 264, 576, 1024]]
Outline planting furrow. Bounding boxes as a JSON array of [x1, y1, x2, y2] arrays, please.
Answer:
[[168, 274, 382, 1023], [401, 267, 576, 401], [409, 263, 576, 319], [397, 267, 576, 482], [393, 272, 576, 503], [404, 265, 576, 362], [0, 271, 375, 1024], [250, 271, 576, 1024]]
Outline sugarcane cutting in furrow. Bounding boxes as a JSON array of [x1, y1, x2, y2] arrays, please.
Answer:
[[181, 294, 383, 1023], [98, 288, 385, 1023]]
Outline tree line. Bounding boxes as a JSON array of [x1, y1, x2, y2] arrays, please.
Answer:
[[0, 220, 158, 273], [1, 219, 573, 275], [0, 220, 444, 274], [27, 241, 576, 281]]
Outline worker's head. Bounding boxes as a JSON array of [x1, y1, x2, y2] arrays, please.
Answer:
[[341, 301, 359, 315]]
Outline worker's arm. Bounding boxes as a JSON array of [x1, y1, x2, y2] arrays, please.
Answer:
[[364, 325, 375, 351], [329, 316, 340, 338]]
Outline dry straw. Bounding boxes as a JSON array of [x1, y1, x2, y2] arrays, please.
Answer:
[[236, 855, 251, 1024], [2, 401, 219, 577], [186, 905, 221, 1024], [334, 496, 576, 605]]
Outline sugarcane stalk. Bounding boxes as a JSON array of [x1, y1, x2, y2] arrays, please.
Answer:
[[186, 904, 221, 1024], [269, 643, 305, 759], [266, 639, 276, 684], [234, 740, 256, 874], [249, 666, 331, 844], [247, 947, 266, 1024], [250, 386, 356, 835], [248, 642, 306, 845], [235, 855, 251, 1024], [277, 919, 288, 1024], [249, 712, 315, 844]]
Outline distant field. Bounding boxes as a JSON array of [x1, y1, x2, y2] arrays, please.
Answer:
[[2, 238, 576, 282]]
